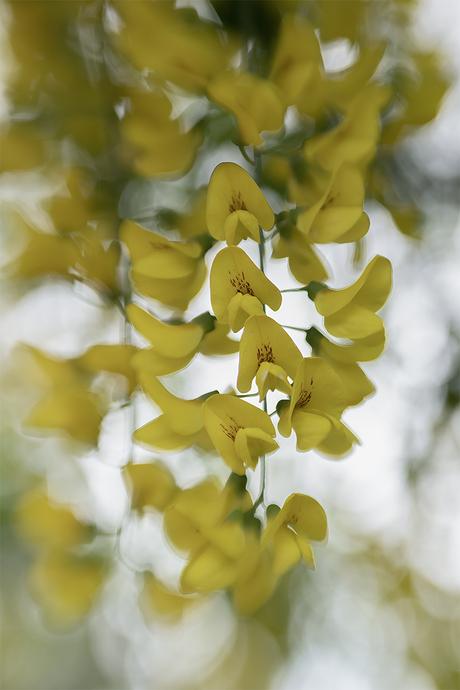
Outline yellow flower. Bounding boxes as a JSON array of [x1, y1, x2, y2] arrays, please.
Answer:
[[261, 494, 328, 576], [197, 323, 240, 357], [278, 358, 358, 456], [19, 346, 103, 446], [303, 84, 392, 171], [206, 163, 274, 245], [5, 215, 80, 280], [127, 303, 215, 376], [202, 394, 279, 474], [134, 372, 205, 452], [76, 344, 138, 395], [269, 13, 325, 119], [115, 0, 237, 93], [210, 247, 282, 332], [207, 70, 285, 147], [307, 327, 385, 407], [163, 477, 251, 556], [15, 491, 94, 549], [237, 315, 303, 400], [120, 221, 206, 310], [295, 163, 366, 243], [272, 221, 329, 284], [140, 572, 199, 622], [28, 548, 105, 628], [123, 462, 178, 514], [121, 90, 203, 178], [312, 255, 392, 339]]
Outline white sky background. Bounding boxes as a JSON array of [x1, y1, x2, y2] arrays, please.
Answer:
[[1, 1, 459, 689]]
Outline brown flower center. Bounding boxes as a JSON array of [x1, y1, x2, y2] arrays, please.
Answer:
[[220, 416, 241, 441], [256, 343, 275, 366], [229, 270, 255, 296], [228, 191, 247, 214]]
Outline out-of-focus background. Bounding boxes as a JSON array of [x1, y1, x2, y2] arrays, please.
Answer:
[[1, 1, 459, 689]]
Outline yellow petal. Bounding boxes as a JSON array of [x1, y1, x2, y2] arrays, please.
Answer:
[[227, 292, 265, 332], [315, 413, 359, 457], [180, 544, 239, 593], [288, 357, 347, 423], [207, 162, 274, 243], [140, 572, 197, 622], [271, 525, 302, 576], [126, 303, 203, 358], [210, 246, 281, 329], [202, 394, 276, 475], [77, 344, 138, 394], [198, 323, 240, 356], [234, 427, 279, 470], [255, 362, 293, 401], [262, 493, 328, 549], [237, 315, 303, 393], [272, 228, 329, 284], [297, 163, 365, 243], [134, 416, 199, 452], [315, 255, 392, 317], [24, 387, 102, 445], [291, 409, 332, 452], [138, 372, 203, 435], [233, 549, 278, 616], [123, 462, 177, 513], [324, 305, 385, 339], [131, 347, 195, 376], [15, 492, 92, 548]]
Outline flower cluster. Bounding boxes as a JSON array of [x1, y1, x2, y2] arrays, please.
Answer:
[[2, 0, 449, 630]]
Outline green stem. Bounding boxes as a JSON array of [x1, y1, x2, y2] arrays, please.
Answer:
[[239, 146, 255, 166]]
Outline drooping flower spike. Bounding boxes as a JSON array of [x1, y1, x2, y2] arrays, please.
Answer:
[[210, 246, 282, 333], [206, 162, 275, 246], [237, 314, 303, 400], [278, 357, 358, 456]]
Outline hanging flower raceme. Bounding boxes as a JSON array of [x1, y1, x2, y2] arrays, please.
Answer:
[[206, 163, 275, 246], [238, 315, 303, 401], [202, 394, 278, 475], [207, 70, 285, 147], [261, 494, 328, 576], [210, 246, 282, 332], [309, 255, 392, 339], [120, 221, 207, 311], [278, 357, 358, 456]]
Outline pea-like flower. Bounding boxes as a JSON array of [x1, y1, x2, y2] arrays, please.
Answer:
[[120, 221, 206, 311], [134, 372, 208, 452], [206, 163, 274, 246], [237, 315, 303, 400], [278, 358, 358, 456], [312, 255, 392, 339], [210, 247, 282, 332], [272, 222, 329, 284], [202, 394, 279, 475], [296, 163, 366, 243], [207, 70, 285, 146], [307, 326, 385, 406], [261, 494, 328, 576]]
